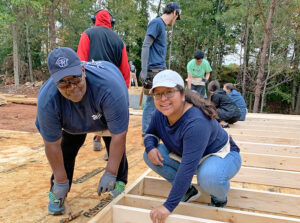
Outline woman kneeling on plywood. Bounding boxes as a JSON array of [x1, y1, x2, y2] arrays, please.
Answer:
[[143, 70, 242, 223]]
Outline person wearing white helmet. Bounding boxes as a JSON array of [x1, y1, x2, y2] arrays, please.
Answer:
[[143, 69, 241, 223]]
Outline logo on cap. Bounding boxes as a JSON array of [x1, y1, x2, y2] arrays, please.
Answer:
[[56, 57, 69, 68]]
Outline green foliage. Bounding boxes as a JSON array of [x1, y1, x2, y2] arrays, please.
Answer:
[[0, 0, 299, 113]]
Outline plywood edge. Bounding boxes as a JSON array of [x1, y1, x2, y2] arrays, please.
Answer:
[[112, 204, 225, 223], [122, 194, 300, 223]]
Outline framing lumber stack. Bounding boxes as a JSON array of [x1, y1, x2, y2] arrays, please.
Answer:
[[89, 113, 300, 223]]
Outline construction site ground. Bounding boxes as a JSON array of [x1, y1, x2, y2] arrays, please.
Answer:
[[0, 87, 300, 223]]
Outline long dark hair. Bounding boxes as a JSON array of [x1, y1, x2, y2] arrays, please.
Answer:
[[177, 85, 218, 120]]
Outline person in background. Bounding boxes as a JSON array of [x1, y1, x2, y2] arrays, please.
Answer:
[[208, 80, 241, 128], [139, 2, 181, 137], [77, 9, 130, 175], [129, 61, 138, 88], [187, 50, 212, 98], [36, 47, 129, 215], [143, 70, 241, 223], [223, 83, 247, 121]]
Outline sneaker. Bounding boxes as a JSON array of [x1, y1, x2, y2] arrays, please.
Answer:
[[181, 185, 201, 202], [93, 136, 103, 151], [110, 181, 125, 198], [209, 197, 227, 207], [48, 192, 65, 215]]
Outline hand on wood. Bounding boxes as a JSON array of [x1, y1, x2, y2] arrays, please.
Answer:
[[150, 205, 170, 223], [148, 148, 164, 166]]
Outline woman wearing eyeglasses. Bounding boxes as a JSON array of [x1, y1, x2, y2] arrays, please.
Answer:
[[143, 70, 241, 223]]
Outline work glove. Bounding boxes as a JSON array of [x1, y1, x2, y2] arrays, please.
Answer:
[[139, 69, 147, 84], [52, 180, 69, 207], [202, 78, 208, 83], [97, 172, 116, 196]]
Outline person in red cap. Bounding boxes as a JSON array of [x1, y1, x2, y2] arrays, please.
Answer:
[[77, 9, 130, 186]]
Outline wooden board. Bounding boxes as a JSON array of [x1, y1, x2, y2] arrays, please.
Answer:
[[236, 141, 300, 157], [233, 166, 300, 189], [241, 152, 300, 171], [112, 205, 224, 223], [134, 176, 300, 217], [227, 128, 300, 139], [231, 134, 300, 145], [121, 195, 300, 223]]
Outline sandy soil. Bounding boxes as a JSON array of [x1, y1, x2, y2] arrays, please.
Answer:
[[0, 86, 149, 223]]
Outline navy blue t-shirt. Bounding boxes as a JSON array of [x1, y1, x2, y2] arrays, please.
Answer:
[[36, 61, 129, 142], [146, 17, 167, 69], [144, 106, 239, 212]]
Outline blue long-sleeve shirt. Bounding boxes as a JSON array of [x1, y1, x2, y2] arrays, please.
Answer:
[[144, 106, 239, 212]]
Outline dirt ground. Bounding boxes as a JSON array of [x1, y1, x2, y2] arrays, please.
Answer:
[[0, 85, 150, 223]]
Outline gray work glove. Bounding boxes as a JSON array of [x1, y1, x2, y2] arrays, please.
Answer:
[[202, 78, 208, 83], [139, 69, 147, 84], [51, 180, 69, 207], [97, 172, 117, 196]]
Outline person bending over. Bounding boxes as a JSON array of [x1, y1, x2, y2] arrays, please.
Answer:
[[36, 47, 129, 215], [208, 80, 241, 128], [143, 70, 241, 223], [223, 83, 247, 121]]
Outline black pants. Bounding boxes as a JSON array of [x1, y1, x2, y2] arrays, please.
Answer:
[[50, 131, 128, 191]]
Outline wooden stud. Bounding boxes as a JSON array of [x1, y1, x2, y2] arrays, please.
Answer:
[[236, 142, 300, 157], [138, 176, 300, 217], [122, 195, 300, 223], [112, 205, 224, 223], [233, 166, 300, 189], [241, 152, 300, 172]]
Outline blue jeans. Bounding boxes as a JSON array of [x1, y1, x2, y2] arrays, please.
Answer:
[[191, 84, 207, 98], [142, 96, 156, 134], [143, 144, 241, 203]]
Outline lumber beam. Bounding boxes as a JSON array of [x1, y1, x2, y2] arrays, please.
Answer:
[[230, 123, 300, 131], [246, 113, 300, 120], [227, 128, 300, 139], [230, 134, 300, 146], [122, 195, 300, 223], [236, 141, 300, 157], [241, 152, 300, 172], [233, 166, 300, 189], [112, 205, 224, 223], [133, 176, 300, 217]]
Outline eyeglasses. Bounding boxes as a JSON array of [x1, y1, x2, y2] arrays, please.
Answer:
[[152, 89, 179, 100], [56, 74, 83, 88]]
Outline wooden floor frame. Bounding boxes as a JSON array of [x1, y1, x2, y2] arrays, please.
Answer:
[[88, 114, 300, 223], [88, 171, 300, 223]]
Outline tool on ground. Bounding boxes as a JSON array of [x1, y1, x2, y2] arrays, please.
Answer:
[[59, 199, 83, 223], [139, 90, 144, 107]]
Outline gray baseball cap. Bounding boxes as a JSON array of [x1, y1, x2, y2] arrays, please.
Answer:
[[47, 47, 82, 83]]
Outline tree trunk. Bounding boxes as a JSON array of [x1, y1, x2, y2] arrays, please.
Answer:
[[296, 86, 300, 115], [12, 22, 19, 87], [168, 25, 174, 69], [25, 22, 34, 82], [260, 41, 272, 113], [253, 0, 276, 113], [156, 0, 162, 17], [48, 0, 56, 50], [242, 17, 249, 98], [291, 40, 300, 112]]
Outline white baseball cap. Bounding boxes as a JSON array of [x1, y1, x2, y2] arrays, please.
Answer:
[[150, 70, 184, 94]]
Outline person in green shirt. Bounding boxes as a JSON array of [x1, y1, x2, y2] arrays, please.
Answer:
[[187, 50, 212, 98]]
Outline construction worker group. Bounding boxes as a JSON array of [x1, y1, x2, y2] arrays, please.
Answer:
[[36, 2, 245, 223]]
